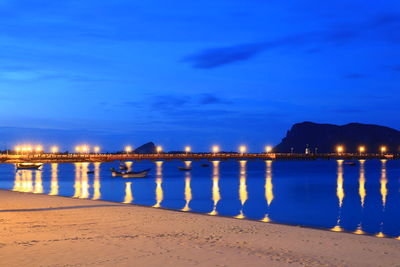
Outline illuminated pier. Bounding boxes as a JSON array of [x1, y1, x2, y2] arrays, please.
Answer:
[[0, 152, 396, 163]]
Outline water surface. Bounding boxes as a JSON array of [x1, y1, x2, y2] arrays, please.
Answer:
[[1, 159, 399, 239]]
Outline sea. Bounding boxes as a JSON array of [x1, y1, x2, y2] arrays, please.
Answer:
[[1, 159, 399, 238]]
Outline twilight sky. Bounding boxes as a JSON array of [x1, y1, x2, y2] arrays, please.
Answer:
[[0, 0, 399, 151]]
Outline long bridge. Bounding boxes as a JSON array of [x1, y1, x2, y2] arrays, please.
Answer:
[[0, 153, 397, 163]]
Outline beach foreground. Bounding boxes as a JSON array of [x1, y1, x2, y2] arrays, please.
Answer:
[[1, 190, 399, 267]]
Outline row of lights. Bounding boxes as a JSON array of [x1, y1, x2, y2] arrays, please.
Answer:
[[336, 145, 387, 153], [125, 145, 273, 154], [14, 144, 389, 154]]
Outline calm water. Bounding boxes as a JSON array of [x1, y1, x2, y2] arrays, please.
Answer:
[[1, 160, 399, 238]]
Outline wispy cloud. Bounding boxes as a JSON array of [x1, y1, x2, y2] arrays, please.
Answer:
[[183, 13, 400, 69]]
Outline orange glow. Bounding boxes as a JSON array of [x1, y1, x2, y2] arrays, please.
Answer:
[[75, 146, 81, 153], [81, 145, 89, 153], [336, 145, 344, 153], [35, 145, 43, 153], [212, 145, 219, 154], [359, 146, 366, 153], [94, 146, 100, 153], [156, 145, 162, 153], [239, 145, 246, 154], [125, 145, 132, 153], [265, 146, 273, 153], [51, 146, 59, 153], [185, 146, 191, 153], [380, 146, 387, 153]]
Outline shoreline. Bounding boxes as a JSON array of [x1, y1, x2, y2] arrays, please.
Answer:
[[2, 188, 399, 241], [1, 190, 399, 266]]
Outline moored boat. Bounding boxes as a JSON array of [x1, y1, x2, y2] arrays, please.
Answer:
[[178, 166, 192, 171], [121, 169, 151, 178], [16, 163, 43, 170]]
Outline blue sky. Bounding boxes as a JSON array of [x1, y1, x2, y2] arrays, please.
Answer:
[[0, 0, 399, 151]]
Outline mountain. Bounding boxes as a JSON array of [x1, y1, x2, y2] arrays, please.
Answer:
[[134, 142, 156, 154], [274, 122, 400, 153]]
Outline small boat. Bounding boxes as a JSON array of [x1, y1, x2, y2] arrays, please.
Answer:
[[110, 167, 123, 177], [200, 164, 209, 167], [122, 169, 151, 178], [344, 161, 356, 166], [16, 163, 43, 170], [119, 165, 128, 171], [178, 166, 192, 171]]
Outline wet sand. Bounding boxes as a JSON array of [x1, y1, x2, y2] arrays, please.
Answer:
[[1, 189, 399, 267]]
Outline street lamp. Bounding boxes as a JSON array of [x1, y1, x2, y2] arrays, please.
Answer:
[[359, 146, 366, 154], [82, 145, 89, 154], [156, 146, 162, 154], [75, 146, 81, 153], [239, 145, 246, 154], [51, 146, 59, 153], [265, 145, 272, 153], [336, 145, 344, 154], [185, 146, 191, 154], [94, 146, 100, 153], [15, 146, 21, 154], [35, 145, 43, 153], [380, 146, 387, 154], [212, 145, 219, 154], [125, 146, 132, 154]]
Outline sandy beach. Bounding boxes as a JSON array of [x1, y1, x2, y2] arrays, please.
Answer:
[[1, 189, 399, 267]]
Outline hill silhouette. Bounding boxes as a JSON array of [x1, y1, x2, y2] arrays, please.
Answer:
[[274, 122, 400, 153]]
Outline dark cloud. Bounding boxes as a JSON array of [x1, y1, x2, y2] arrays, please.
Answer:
[[183, 13, 400, 69], [182, 35, 310, 69], [199, 94, 232, 105]]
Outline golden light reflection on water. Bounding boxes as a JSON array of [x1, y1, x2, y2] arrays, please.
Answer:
[[359, 160, 366, 208], [336, 160, 344, 208], [33, 169, 43, 194], [73, 163, 81, 198], [208, 161, 220, 215], [332, 160, 344, 232], [49, 163, 58, 195], [92, 162, 101, 200], [235, 160, 248, 219], [80, 163, 90, 199], [73, 163, 90, 199], [261, 160, 273, 222], [125, 161, 133, 172], [153, 161, 163, 208], [123, 182, 133, 204], [181, 161, 192, 211], [380, 160, 387, 208]]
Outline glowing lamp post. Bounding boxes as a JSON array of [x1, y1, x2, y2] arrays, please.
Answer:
[[81, 145, 89, 154], [265, 146, 272, 153], [15, 146, 21, 154], [75, 146, 81, 154], [239, 145, 246, 154], [212, 145, 219, 155], [185, 146, 191, 154], [51, 146, 59, 154], [94, 146, 100, 154], [125, 146, 132, 154], [35, 145, 43, 154], [336, 145, 344, 154], [156, 146, 162, 154], [380, 146, 387, 154], [358, 146, 366, 155]]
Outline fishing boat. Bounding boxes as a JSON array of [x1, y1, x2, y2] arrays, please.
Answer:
[[178, 166, 192, 171], [16, 163, 43, 170], [110, 167, 123, 177], [121, 169, 151, 178], [119, 165, 128, 171]]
